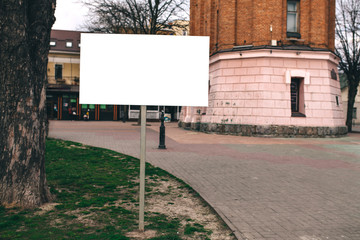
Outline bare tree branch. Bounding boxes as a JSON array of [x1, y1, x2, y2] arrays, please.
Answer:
[[82, 0, 189, 34]]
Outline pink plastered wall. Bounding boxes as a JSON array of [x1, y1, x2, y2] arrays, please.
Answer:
[[181, 49, 346, 128]]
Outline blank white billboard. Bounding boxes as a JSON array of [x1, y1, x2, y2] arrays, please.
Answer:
[[79, 33, 209, 106]]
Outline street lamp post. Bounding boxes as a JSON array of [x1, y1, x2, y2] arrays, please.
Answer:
[[158, 111, 166, 149]]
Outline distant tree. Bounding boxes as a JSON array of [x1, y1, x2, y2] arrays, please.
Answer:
[[335, 0, 360, 132], [0, 0, 56, 208], [83, 0, 189, 34]]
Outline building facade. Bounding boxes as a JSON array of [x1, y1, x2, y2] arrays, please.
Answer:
[[47, 30, 82, 120], [179, 0, 347, 137], [47, 30, 130, 121]]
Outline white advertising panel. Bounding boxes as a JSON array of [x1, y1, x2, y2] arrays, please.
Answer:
[[80, 33, 209, 106]]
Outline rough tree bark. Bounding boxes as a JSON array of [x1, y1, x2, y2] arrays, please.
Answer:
[[0, 0, 56, 208]]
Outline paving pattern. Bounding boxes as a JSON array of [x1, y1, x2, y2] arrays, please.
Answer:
[[49, 121, 360, 240]]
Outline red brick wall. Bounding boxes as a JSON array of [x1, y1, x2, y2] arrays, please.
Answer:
[[190, 0, 336, 54]]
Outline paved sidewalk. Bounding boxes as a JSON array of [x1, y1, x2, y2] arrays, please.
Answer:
[[49, 121, 360, 240]]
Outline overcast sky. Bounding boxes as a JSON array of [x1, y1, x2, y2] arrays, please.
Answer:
[[52, 1, 88, 31]]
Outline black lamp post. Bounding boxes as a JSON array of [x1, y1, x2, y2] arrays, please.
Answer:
[[122, 105, 126, 123], [158, 111, 166, 149]]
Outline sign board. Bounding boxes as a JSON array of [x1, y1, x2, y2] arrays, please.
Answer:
[[79, 33, 209, 107], [79, 33, 209, 232]]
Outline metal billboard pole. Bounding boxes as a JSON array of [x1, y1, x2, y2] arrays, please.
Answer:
[[139, 105, 146, 231]]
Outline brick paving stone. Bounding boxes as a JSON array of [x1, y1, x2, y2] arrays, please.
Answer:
[[49, 121, 360, 240]]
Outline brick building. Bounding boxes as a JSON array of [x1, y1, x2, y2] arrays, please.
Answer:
[[179, 0, 347, 137]]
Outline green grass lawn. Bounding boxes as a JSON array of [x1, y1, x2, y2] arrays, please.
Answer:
[[0, 139, 234, 240]]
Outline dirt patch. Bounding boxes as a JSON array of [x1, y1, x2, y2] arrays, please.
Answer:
[[145, 176, 235, 240], [126, 230, 157, 239], [35, 203, 60, 215]]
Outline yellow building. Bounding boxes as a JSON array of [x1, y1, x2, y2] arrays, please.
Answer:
[[157, 20, 189, 36], [47, 30, 81, 120], [47, 30, 120, 121]]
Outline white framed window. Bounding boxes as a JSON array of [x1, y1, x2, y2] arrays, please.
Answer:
[[287, 0, 301, 38], [66, 41, 73, 48], [55, 64, 63, 80], [50, 41, 56, 46]]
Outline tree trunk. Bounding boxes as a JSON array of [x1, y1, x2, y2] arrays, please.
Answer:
[[0, 0, 56, 208], [346, 81, 359, 132]]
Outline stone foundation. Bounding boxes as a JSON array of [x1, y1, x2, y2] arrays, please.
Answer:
[[178, 121, 348, 138]]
